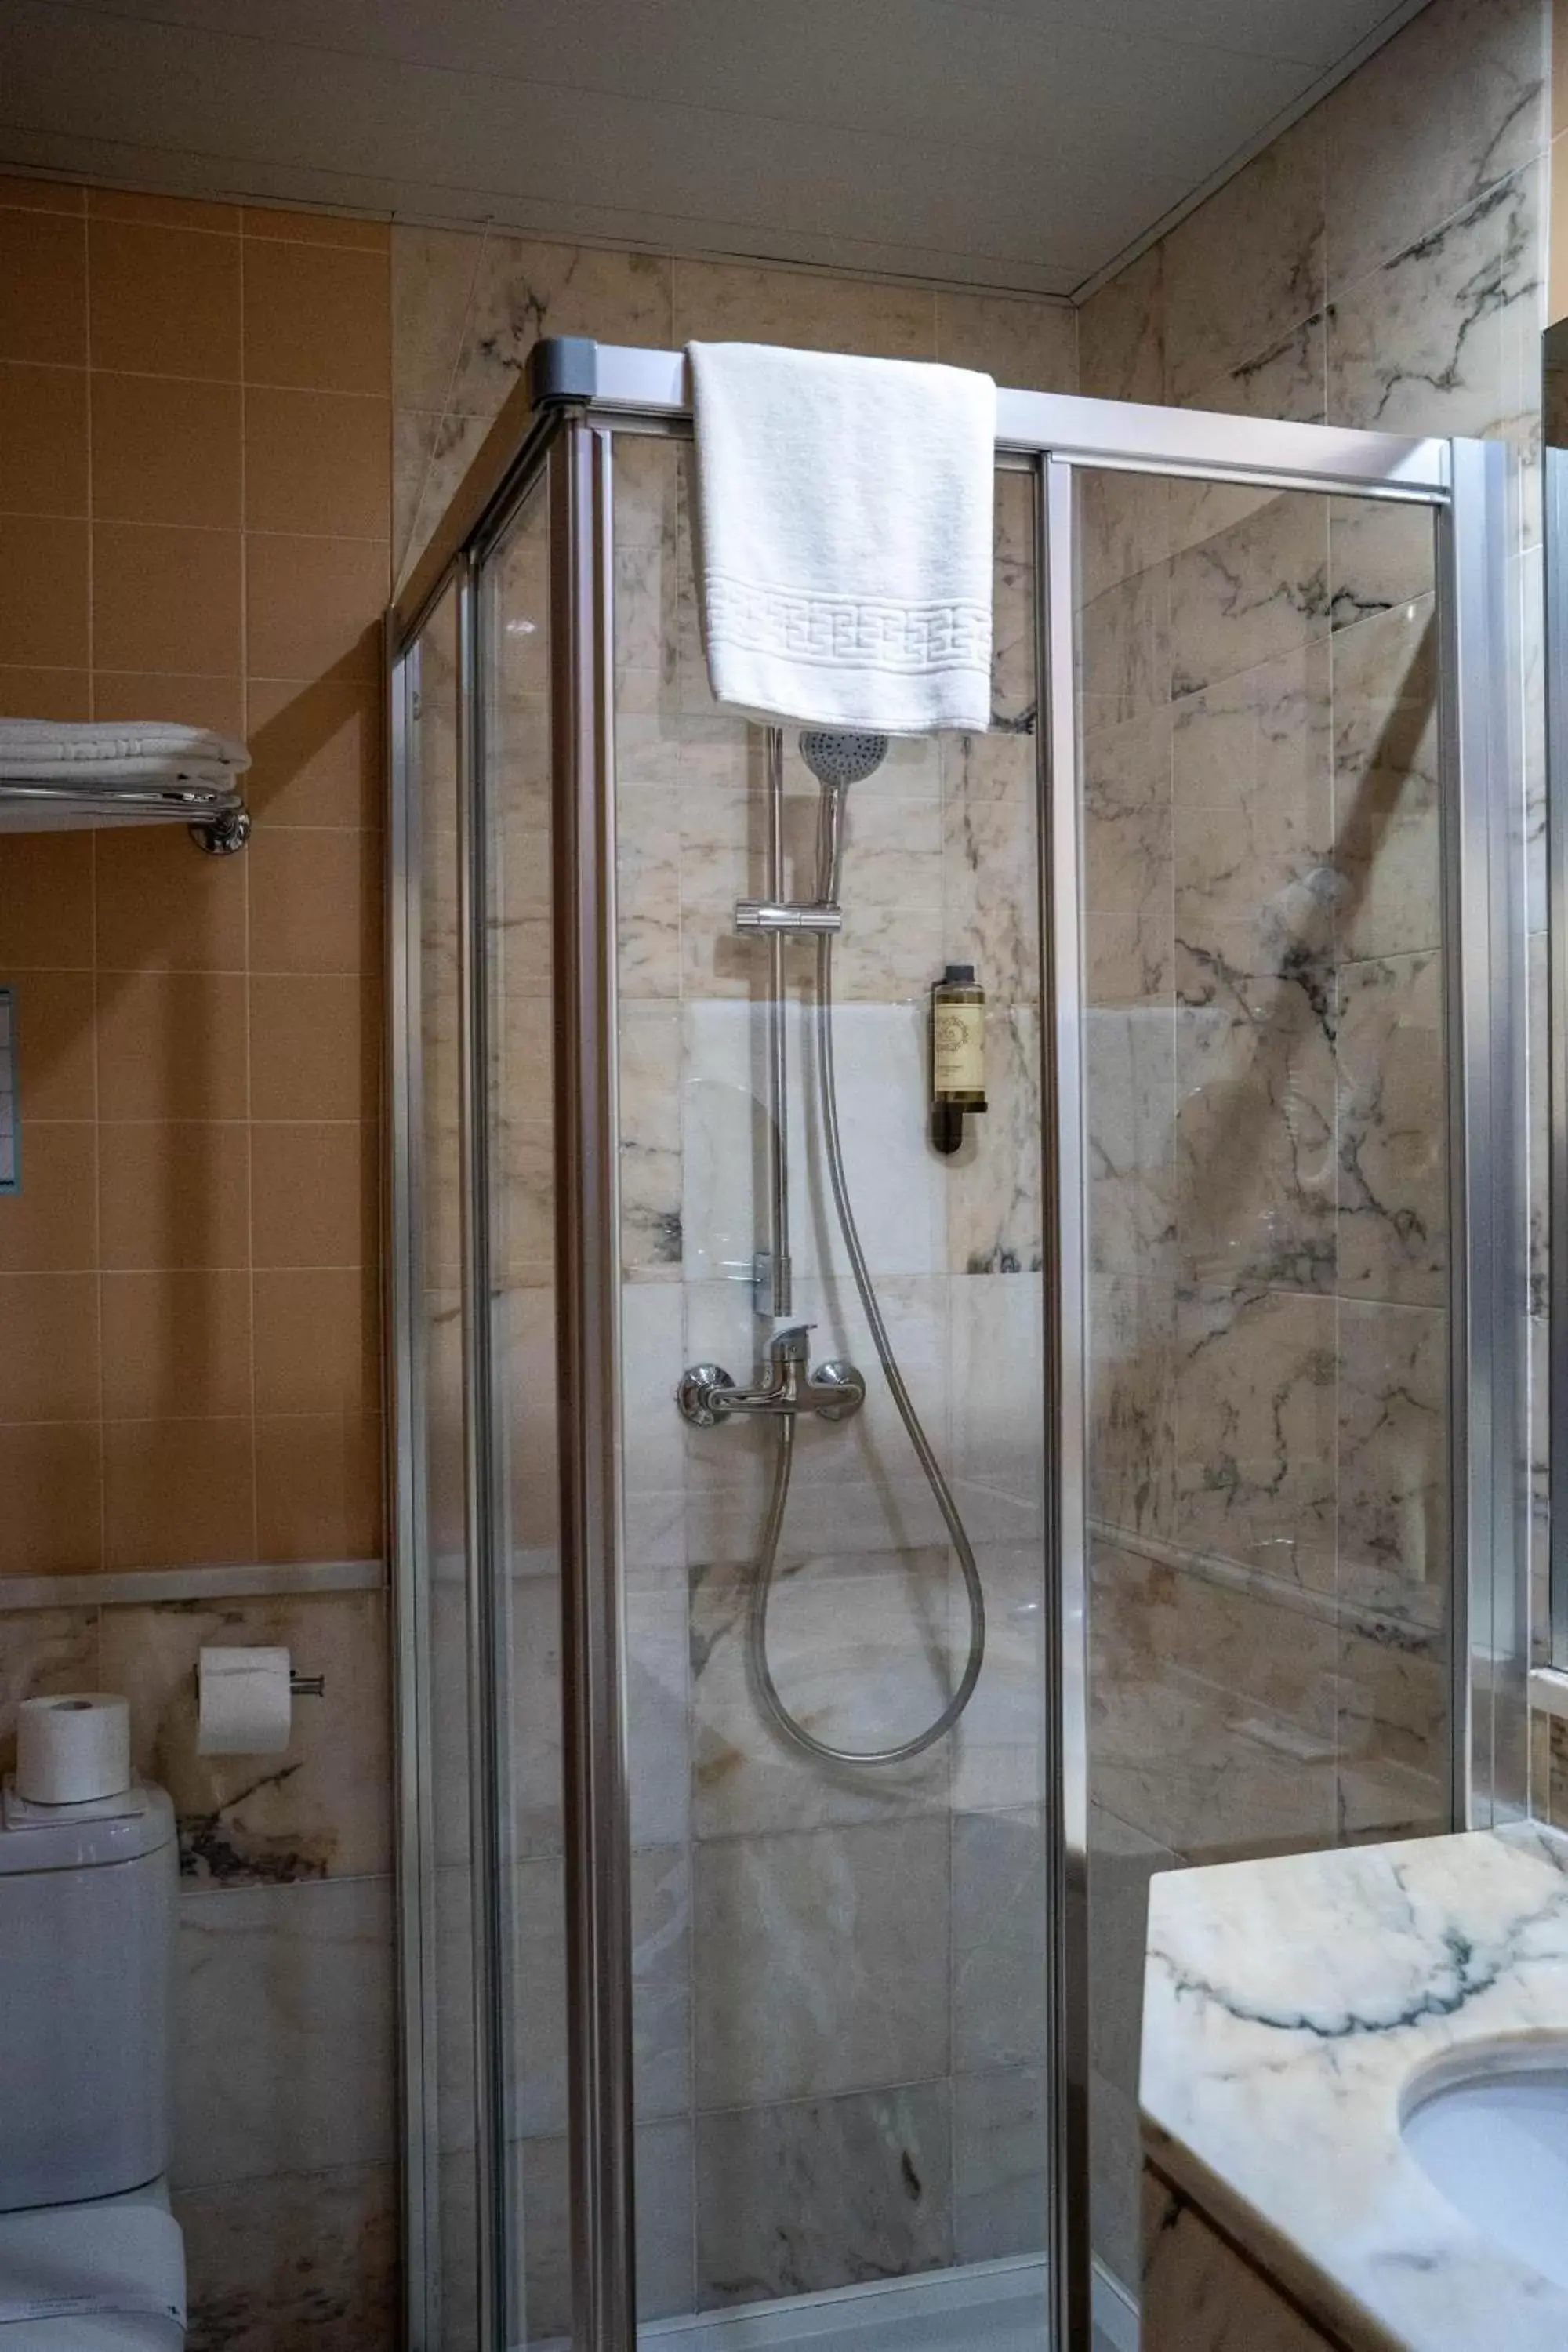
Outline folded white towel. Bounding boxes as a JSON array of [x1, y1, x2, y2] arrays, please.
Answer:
[[688, 342, 996, 735], [0, 719, 250, 787]]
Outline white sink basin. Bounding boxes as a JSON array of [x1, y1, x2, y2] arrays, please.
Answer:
[[1404, 2055, 1568, 2290]]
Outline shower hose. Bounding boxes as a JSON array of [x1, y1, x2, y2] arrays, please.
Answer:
[[746, 927, 987, 1766]]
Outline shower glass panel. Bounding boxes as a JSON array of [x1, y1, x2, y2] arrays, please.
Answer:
[[397, 576, 485, 2348], [476, 475, 568, 2347], [1073, 468, 1449, 2299], [389, 344, 1518, 2352], [612, 434, 1053, 2336]]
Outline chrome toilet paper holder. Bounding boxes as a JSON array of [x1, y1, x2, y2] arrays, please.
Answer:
[[187, 1667, 325, 1697]]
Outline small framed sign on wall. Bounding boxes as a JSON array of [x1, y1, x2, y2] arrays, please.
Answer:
[[0, 987, 16, 1193]]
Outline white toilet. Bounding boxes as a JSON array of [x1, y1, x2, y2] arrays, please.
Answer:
[[0, 1777, 186, 2345]]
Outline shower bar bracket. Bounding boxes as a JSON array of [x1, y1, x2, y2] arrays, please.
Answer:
[[677, 1323, 865, 1428], [734, 896, 842, 935]]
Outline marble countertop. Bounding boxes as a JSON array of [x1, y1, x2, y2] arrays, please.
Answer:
[[1142, 1825, 1568, 2352]]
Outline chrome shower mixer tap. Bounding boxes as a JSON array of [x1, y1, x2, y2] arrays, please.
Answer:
[[677, 1323, 865, 1429]]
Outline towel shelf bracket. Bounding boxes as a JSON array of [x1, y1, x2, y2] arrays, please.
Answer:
[[191, 806, 252, 857]]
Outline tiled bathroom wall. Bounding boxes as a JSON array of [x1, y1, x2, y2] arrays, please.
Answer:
[[391, 230, 1079, 588], [0, 175, 397, 2345], [1080, 0, 1551, 1820], [1076, 0, 1550, 2285]]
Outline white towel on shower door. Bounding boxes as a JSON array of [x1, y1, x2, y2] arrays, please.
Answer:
[[687, 341, 997, 735]]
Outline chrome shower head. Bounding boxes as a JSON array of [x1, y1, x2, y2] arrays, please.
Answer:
[[797, 729, 890, 791]]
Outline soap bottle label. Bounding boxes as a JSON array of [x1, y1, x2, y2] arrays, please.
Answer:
[[933, 1002, 984, 1095]]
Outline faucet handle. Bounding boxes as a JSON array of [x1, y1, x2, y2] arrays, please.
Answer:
[[768, 1323, 815, 1363]]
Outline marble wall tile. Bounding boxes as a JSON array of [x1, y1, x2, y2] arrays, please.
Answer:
[[689, 1548, 952, 1838], [448, 237, 672, 419], [692, 1816, 950, 2108], [993, 470, 1037, 573], [1167, 490, 1330, 703], [619, 996, 684, 1276], [1182, 312, 1327, 430], [1083, 707, 1173, 1009], [176, 2159, 398, 2352], [1327, 497, 1437, 636], [399, 407, 492, 588], [173, 1875, 396, 2188], [670, 258, 935, 359], [934, 289, 1077, 390], [695, 2082, 953, 2307], [1163, 117, 1326, 407], [1076, 243, 1164, 405], [1077, 468, 1171, 607], [1089, 1806, 1179, 2100], [392, 224, 483, 413], [1084, 1005, 1178, 1279], [1335, 951, 1446, 1306], [637, 2117, 699, 2322], [619, 1280, 688, 1578], [0, 1603, 97, 1761], [1336, 1299, 1449, 1623], [1089, 1544, 1338, 1859], [1323, 0, 1548, 289], [394, 407, 438, 578], [1077, 564, 1171, 735], [952, 1806, 1047, 2071], [501, 2118, 695, 2339], [1174, 776, 1335, 1001], [942, 767, 1041, 1007], [1171, 638, 1331, 829], [1089, 1272, 1178, 1544], [1141, 2164, 1336, 2352], [952, 2064, 1048, 2265], [1330, 596, 1441, 964], [1094, 2067, 1143, 2291], [625, 1582, 692, 1846], [948, 1272, 1046, 1530], [617, 792, 683, 1002], [1173, 1287, 1338, 1587], [1174, 992, 1336, 1296], [1334, 1612, 1449, 1842], [949, 1544, 1048, 1815], [991, 556, 1038, 730], [1326, 165, 1541, 452], [511, 1844, 690, 2137], [98, 1591, 391, 1884]]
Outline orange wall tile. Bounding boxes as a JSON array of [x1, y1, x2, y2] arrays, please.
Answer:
[[0, 362, 89, 514], [0, 172, 390, 1575]]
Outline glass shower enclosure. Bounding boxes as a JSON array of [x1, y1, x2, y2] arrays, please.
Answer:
[[387, 340, 1524, 2351]]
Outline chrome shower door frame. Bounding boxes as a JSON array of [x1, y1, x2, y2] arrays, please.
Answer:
[[386, 343, 1523, 2352]]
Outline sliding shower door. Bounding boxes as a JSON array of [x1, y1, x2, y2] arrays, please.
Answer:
[[390, 347, 1522, 2352], [1069, 467, 1455, 2311], [610, 430, 1054, 2340]]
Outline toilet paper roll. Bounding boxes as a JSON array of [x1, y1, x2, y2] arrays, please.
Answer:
[[16, 1692, 132, 1806], [197, 1646, 292, 1755]]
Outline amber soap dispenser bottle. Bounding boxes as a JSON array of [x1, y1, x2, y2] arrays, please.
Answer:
[[931, 964, 987, 1154]]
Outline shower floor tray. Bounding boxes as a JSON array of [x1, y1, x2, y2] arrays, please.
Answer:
[[624, 2252, 1137, 2352]]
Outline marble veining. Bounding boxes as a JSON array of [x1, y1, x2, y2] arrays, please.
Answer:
[[1143, 1827, 1568, 2352]]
